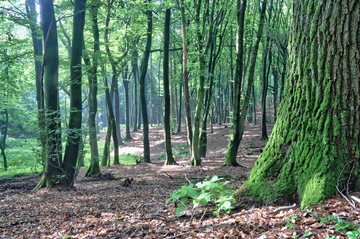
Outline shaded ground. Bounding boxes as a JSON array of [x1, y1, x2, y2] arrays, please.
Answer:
[[0, 122, 359, 238]]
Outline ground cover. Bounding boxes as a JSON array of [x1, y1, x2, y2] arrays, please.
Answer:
[[0, 123, 359, 238]]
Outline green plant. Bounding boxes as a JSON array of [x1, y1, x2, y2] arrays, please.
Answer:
[[285, 215, 297, 229], [165, 175, 235, 216], [302, 231, 312, 237], [320, 215, 360, 239], [156, 143, 190, 160]]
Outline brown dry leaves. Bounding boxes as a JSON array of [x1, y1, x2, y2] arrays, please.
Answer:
[[0, 167, 359, 239], [0, 124, 359, 238]]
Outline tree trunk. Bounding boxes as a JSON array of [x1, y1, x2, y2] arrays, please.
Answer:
[[223, 0, 247, 166], [85, 1, 100, 177], [123, 80, 132, 140], [177, 84, 182, 133], [25, 0, 46, 166], [260, 38, 270, 140], [243, 0, 360, 208], [163, 7, 177, 166], [139, 0, 152, 163], [225, 0, 266, 166], [62, 0, 86, 186], [179, 0, 193, 154], [132, 47, 139, 132], [37, 0, 63, 188]]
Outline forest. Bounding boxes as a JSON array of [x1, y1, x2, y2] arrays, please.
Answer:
[[1, 0, 360, 238]]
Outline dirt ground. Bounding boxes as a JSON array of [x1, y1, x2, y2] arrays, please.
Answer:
[[0, 122, 358, 238]]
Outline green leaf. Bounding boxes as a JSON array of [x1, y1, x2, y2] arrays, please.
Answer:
[[302, 231, 312, 237], [175, 205, 186, 216], [346, 230, 360, 239]]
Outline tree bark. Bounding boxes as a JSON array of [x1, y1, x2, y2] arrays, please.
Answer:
[[223, 0, 247, 166], [25, 0, 46, 166], [63, 0, 86, 186], [131, 46, 139, 132], [163, 7, 177, 165], [37, 0, 63, 188], [139, 0, 152, 163], [224, 0, 266, 166], [243, 0, 360, 208], [85, 1, 100, 177], [123, 80, 132, 140], [179, 0, 193, 155]]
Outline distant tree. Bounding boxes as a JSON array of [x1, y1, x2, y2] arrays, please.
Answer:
[[85, 0, 101, 176], [178, 0, 193, 156], [224, 0, 267, 166], [139, 0, 153, 163], [163, 6, 176, 165]]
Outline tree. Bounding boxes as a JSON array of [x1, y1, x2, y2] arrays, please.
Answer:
[[139, 0, 152, 163], [25, 0, 46, 165], [37, 0, 63, 187], [163, 6, 176, 165], [62, 0, 86, 185], [84, 0, 101, 176], [178, 0, 193, 156], [241, 0, 360, 208], [224, 0, 267, 166]]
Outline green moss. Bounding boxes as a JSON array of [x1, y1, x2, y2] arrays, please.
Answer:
[[300, 174, 326, 208]]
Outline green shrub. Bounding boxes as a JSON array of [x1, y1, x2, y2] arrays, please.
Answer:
[[166, 175, 235, 216]]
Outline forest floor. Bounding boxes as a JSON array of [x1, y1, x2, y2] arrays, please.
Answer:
[[0, 122, 359, 238]]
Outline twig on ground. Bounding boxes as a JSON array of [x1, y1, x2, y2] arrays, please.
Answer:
[[184, 174, 191, 184], [336, 185, 357, 210], [267, 203, 297, 215]]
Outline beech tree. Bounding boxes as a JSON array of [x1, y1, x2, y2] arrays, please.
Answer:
[[242, 0, 360, 208], [162, 6, 176, 165]]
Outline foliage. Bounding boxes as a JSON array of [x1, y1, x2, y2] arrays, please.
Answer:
[[156, 142, 189, 160], [0, 138, 41, 177], [166, 175, 235, 216], [320, 215, 360, 239]]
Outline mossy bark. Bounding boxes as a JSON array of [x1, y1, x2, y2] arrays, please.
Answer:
[[243, 0, 360, 208]]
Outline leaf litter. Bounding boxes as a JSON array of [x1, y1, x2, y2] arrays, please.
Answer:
[[0, 124, 359, 238]]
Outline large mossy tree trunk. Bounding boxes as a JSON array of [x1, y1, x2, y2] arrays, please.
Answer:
[[243, 0, 360, 209]]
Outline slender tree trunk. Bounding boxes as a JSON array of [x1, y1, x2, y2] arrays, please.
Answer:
[[225, 0, 267, 166], [85, 1, 100, 177], [139, 0, 152, 163], [260, 38, 270, 140], [163, 7, 177, 165], [177, 84, 182, 133], [179, 0, 193, 154], [123, 80, 132, 140], [36, 0, 63, 188], [243, 0, 360, 209], [131, 46, 140, 132], [62, 0, 86, 186], [25, 0, 46, 166], [223, 0, 247, 167]]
